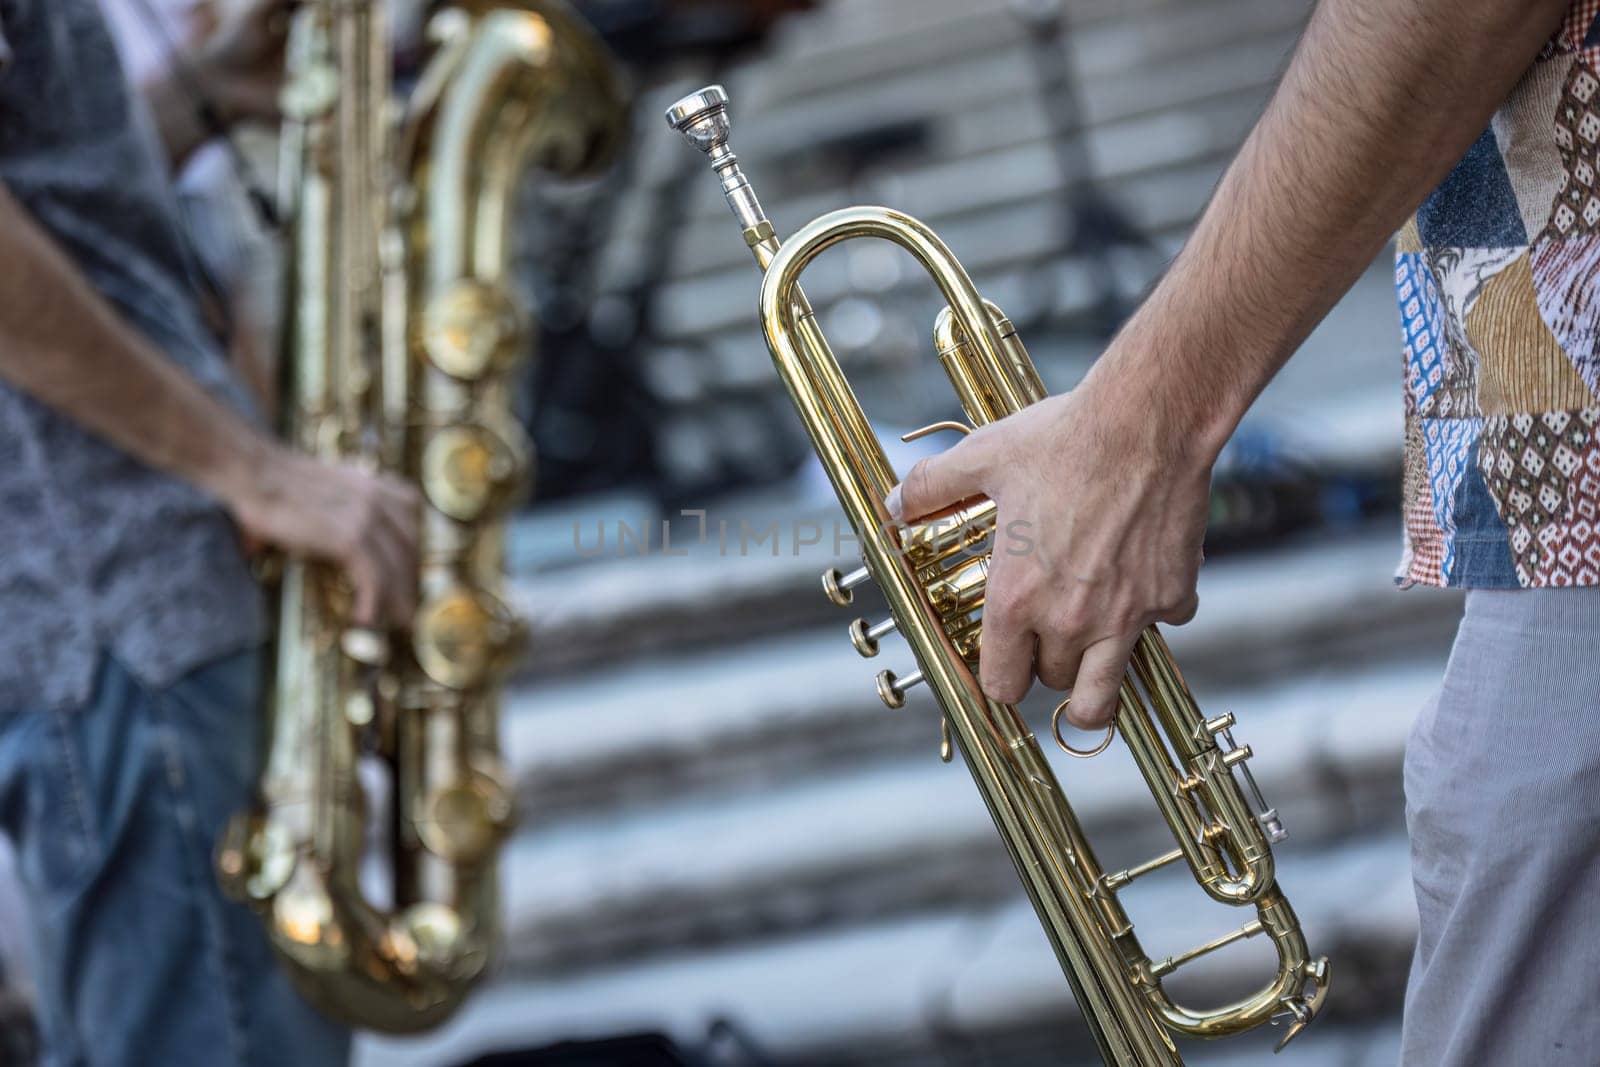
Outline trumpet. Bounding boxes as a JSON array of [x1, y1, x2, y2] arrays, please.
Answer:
[[666, 86, 1328, 1065]]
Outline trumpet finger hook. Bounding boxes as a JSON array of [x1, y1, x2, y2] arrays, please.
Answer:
[[1052, 697, 1116, 758], [901, 420, 972, 442]]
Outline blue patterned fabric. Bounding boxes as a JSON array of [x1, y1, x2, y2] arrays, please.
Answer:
[[0, 0, 265, 709], [1396, 2, 1600, 588]]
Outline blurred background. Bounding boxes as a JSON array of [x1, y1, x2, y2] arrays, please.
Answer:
[[0, 0, 1460, 1063]]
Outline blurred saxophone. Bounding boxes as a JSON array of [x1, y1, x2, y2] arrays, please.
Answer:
[[214, 0, 627, 1031], [668, 86, 1328, 1064]]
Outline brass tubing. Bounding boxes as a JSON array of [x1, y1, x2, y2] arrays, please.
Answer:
[[1128, 634, 1274, 902], [926, 557, 988, 618], [758, 209, 1180, 1065], [1148, 920, 1264, 979], [1099, 847, 1185, 893], [1144, 890, 1328, 1043], [669, 85, 1327, 1064], [902, 498, 998, 569]]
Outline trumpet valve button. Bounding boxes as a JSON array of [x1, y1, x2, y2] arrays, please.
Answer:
[[849, 617, 897, 657], [876, 667, 925, 709], [1203, 712, 1237, 735], [1222, 744, 1254, 768], [823, 565, 870, 606]]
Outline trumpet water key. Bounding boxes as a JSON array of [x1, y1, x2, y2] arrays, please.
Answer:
[[667, 86, 1328, 1065]]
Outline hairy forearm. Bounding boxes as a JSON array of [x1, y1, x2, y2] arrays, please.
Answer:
[[0, 182, 270, 507], [1091, 0, 1567, 460]]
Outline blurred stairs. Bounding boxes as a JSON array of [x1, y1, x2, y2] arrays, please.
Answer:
[[357, 525, 1457, 1067], [540, 0, 1349, 503], [351, 0, 1436, 1063]]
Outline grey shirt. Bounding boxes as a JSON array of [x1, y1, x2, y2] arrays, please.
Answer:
[[0, 0, 265, 711]]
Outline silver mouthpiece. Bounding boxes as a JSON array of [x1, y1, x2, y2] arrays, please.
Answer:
[[664, 84, 775, 250], [664, 85, 731, 154]]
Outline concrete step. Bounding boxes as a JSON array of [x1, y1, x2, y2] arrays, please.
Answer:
[[498, 654, 1436, 973], [577, 0, 1330, 496], [356, 832, 1414, 1067], [505, 523, 1455, 693]]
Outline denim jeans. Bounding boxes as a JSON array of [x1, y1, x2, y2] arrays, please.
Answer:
[[0, 651, 350, 1067]]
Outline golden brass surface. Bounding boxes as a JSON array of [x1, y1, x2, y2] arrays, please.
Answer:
[[669, 86, 1328, 1065], [421, 278, 526, 381], [214, 0, 627, 1032]]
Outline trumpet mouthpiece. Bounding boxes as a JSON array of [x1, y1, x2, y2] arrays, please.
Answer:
[[664, 84, 731, 154]]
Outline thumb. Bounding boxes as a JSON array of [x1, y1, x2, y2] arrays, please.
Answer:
[[887, 440, 989, 522]]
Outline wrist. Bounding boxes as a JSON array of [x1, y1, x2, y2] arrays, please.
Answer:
[[203, 430, 282, 522], [1080, 313, 1244, 474]]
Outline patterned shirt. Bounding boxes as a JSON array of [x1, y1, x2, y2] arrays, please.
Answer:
[[0, 0, 264, 711], [1397, 2, 1600, 588]]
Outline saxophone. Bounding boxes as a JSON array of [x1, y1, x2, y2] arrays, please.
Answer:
[[215, 0, 627, 1031], [668, 86, 1328, 1065]]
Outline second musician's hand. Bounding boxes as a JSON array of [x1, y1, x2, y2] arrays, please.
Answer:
[[225, 446, 422, 629], [192, 0, 301, 124]]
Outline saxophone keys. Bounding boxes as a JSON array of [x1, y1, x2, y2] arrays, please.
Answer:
[[340, 626, 390, 667], [421, 422, 526, 523], [413, 588, 523, 691], [344, 691, 376, 727], [280, 61, 339, 121], [214, 812, 294, 904], [876, 667, 925, 709], [391, 902, 466, 974], [416, 769, 515, 865], [420, 279, 526, 382], [822, 565, 871, 606], [848, 616, 897, 657]]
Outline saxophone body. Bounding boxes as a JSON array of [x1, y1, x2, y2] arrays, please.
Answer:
[[667, 87, 1328, 1065], [215, 0, 627, 1032]]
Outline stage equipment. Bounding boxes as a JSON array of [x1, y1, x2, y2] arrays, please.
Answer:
[[666, 85, 1327, 1065], [214, 0, 627, 1031]]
